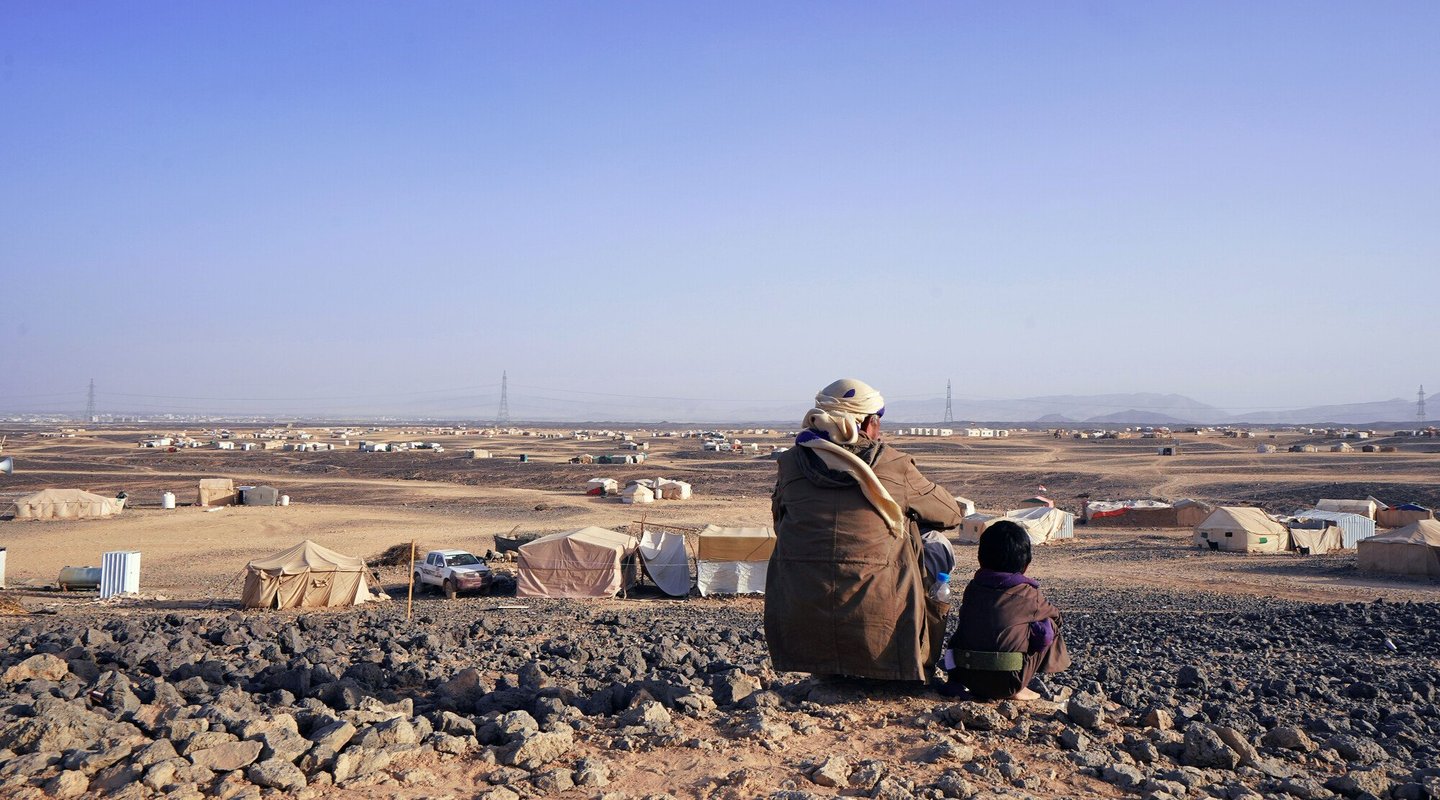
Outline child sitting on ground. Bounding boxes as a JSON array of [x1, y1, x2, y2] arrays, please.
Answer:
[[944, 520, 1071, 700]]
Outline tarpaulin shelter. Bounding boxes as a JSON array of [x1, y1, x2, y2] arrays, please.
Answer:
[[1194, 507, 1290, 553], [1005, 506, 1075, 545], [638, 528, 690, 597], [1288, 520, 1345, 555], [242, 540, 379, 609], [198, 478, 238, 507], [585, 478, 618, 496], [1290, 509, 1375, 549], [1377, 504, 1434, 529], [1317, 498, 1378, 520], [696, 525, 775, 596], [516, 526, 639, 598], [10, 489, 124, 521], [1357, 520, 1440, 578]]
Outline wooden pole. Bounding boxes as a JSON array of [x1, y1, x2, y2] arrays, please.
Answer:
[[406, 539, 416, 621]]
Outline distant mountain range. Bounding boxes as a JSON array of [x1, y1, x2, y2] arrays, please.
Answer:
[[882, 392, 1423, 426]]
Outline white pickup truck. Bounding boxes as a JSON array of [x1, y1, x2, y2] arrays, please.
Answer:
[[415, 549, 493, 598]]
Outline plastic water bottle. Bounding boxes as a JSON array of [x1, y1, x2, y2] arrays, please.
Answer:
[[930, 572, 951, 603]]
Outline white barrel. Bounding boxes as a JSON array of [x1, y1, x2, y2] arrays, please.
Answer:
[[161, 491, 176, 509], [279, 495, 290, 506], [0, 547, 6, 589]]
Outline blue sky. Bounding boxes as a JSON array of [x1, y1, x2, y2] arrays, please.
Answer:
[[2, 2, 1437, 418]]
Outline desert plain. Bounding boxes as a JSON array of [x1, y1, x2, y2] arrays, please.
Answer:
[[0, 424, 1437, 800]]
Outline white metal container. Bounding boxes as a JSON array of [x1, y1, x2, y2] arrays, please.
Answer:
[[279, 495, 290, 506], [100, 551, 141, 598], [161, 491, 176, 509]]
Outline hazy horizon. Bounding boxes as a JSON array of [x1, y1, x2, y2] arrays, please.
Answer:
[[3, 3, 1437, 416]]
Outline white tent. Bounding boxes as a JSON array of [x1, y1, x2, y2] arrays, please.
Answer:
[[696, 525, 775, 596], [953, 496, 976, 517], [1288, 521, 1345, 555], [1006, 506, 1075, 545], [621, 484, 655, 504], [586, 478, 619, 496], [1194, 507, 1290, 553], [638, 528, 690, 597], [10, 489, 124, 521], [656, 480, 692, 500]]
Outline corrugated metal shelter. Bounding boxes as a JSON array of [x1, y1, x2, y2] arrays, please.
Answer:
[[241, 485, 280, 506], [1290, 509, 1376, 548]]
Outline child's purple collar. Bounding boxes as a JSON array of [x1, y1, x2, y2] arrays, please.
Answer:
[[973, 567, 1040, 589]]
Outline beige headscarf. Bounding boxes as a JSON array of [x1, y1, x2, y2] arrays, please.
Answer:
[[797, 378, 905, 536]]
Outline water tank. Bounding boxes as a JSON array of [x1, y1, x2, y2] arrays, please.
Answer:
[[161, 491, 176, 509], [58, 566, 102, 591], [279, 495, 290, 506]]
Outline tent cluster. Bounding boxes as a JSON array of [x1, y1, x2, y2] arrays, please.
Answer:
[[514, 525, 775, 599], [7, 489, 125, 521], [614, 477, 692, 505]]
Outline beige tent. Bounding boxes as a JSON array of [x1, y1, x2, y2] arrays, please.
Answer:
[[696, 525, 775, 596], [241, 540, 380, 609], [1006, 506, 1075, 545], [10, 489, 124, 521], [1357, 520, 1440, 578], [1288, 522, 1344, 555], [1194, 507, 1290, 553], [1317, 498, 1378, 520], [516, 526, 639, 598], [198, 478, 238, 507], [957, 513, 999, 544]]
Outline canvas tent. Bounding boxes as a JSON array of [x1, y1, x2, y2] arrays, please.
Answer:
[[957, 513, 999, 544], [10, 489, 124, 521], [696, 525, 775, 596], [198, 478, 238, 507], [241, 540, 379, 609], [586, 478, 618, 496], [1377, 504, 1434, 529], [1357, 520, 1440, 578], [1194, 507, 1290, 553], [953, 496, 976, 517], [1288, 520, 1345, 555], [1290, 509, 1375, 549], [1006, 506, 1075, 545], [621, 484, 654, 504], [516, 526, 639, 598], [1173, 499, 1215, 527], [637, 528, 690, 597], [656, 480, 692, 500]]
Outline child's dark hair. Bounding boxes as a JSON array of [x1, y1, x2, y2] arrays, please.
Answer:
[[978, 520, 1032, 573]]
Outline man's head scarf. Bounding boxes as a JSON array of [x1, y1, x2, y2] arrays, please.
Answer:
[[796, 378, 905, 535]]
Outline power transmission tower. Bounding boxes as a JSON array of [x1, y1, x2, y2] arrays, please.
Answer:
[[496, 371, 511, 426], [85, 378, 96, 422], [943, 379, 954, 424], [1420, 385, 1427, 422]]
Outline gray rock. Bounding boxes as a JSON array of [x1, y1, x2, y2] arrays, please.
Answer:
[[258, 728, 310, 763], [1060, 727, 1090, 752], [1103, 763, 1146, 790], [498, 710, 539, 741], [531, 767, 574, 793], [1326, 768, 1390, 799], [721, 670, 763, 705], [1176, 665, 1206, 688], [1142, 707, 1174, 730], [1213, 725, 1261, 767], [915, 739, 974, 764], [1181, 723, 1238, 770], [573, 756, 611, 787], [941, 702, 1005, 731], [245, 759, 307, 791], [331, 745, 396, 783], [43, 770, 88, 800], [353, 717, 418, 749], [132, 739, 179, 768], [1067, 695, 1106, 730], [498, 728, 574, 770], [619, 700, 672, 730], [1280, 776, 1330, 800], [430, 732, 473, 755], [1324, 735, 1387, 765], [188, 740, 263, 772], [307, 720, 356, 752], [437, 710, 476, 738], [811, 755, 850, 788], [1262, 726, 1316, 752], [1, 653, 69, 684]]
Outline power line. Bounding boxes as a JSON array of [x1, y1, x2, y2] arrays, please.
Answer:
[[943, 379, 954, 424]]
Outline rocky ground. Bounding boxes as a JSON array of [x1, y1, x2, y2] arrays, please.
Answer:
[[1, 581, 1438, 800]]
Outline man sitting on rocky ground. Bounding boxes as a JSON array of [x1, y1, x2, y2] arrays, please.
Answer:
[[944, 520, 1072, 700], [765, 378, 965, 684]]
